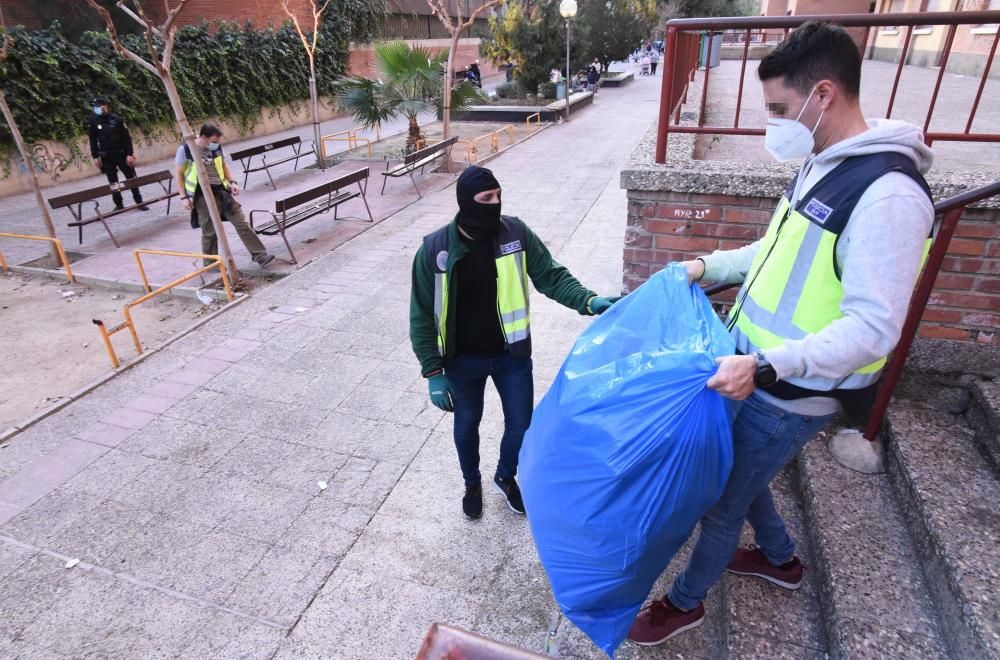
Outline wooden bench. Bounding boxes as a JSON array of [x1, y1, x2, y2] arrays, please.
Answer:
[[249, 167, 373, 264], [381, 137, 458, 198], [47, 170, 177, 247], [229, 135, 315, 190]]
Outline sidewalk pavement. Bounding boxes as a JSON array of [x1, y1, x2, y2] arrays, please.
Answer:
[[700, 58, 1000, 174], [0, 62, 676, 659], [0, 110, 438, 283]]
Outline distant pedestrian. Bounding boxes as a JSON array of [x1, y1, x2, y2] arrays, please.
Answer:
[[587, 64, 600, 90], [88, 97, 147, 212], [650, 49, 660, 75], [470, 61, 482, 86], [175, 123, 275, 268]]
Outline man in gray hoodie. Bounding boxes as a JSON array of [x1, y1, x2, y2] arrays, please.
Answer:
[[629, 22, 934, 645]]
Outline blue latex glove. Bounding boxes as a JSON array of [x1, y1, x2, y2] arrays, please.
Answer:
[[589, 295, 623, 315], [428, 374, 455, 412]]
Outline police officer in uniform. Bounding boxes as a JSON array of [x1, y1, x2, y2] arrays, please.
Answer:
[[88, 97, 147, 211]]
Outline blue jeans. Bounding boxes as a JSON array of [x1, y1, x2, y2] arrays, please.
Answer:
[[668, 392, 834, 610], [448, 352, 534, 485]]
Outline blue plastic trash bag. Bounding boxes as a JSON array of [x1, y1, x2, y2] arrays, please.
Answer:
[[519, 263, 735, 657]]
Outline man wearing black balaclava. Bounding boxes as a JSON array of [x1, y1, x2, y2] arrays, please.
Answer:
[[410, 166, 620, 520]]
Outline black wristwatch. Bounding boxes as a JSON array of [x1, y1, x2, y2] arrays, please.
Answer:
[[753, 350, 778, 388]]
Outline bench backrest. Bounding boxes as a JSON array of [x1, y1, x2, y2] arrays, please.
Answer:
[[404, 136, 459, 166], [230, 135, 302, 161], [48, 170, 173, 209], [275, 167, 370, 213]]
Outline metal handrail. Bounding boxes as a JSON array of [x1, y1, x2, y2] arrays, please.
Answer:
[[697, 181, 1000, 441], [655, 10, 1000, 163], [863, 180, 1000, 440], [94, 249, 235, 368], [526, 113, 541, 132], [0, 232, 75, 283]]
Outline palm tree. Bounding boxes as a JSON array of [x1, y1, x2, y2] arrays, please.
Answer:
[[334, 41, 483, 154]]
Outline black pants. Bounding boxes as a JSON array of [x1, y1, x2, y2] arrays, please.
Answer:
[[650, 62, 658, 75], [100, 152, 142, 207]]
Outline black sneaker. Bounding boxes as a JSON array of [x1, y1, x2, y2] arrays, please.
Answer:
[[113, 204, 125, 211], [463, 482, 483, 520], [493, 476, 525, 515], [136, 204, 150, 211]]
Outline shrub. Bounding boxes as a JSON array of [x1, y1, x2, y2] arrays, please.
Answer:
[[495, 80, 524, 99]]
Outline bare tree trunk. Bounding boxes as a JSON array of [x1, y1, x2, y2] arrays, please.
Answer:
[[309, 72, 324, 169], [442, 31, 462, 172], [0, 89, 60, 261], [162, 76, 239, 282]]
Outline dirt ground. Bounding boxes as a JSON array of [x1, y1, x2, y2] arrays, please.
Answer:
[[0, 272, 223, 429]]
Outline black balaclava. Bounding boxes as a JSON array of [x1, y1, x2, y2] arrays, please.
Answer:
[[456, 165, 502, 241]]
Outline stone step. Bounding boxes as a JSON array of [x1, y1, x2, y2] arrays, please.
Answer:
[[795, 436, 951, 659], [965, 379, 1000, 473], [884, 402, 1000, 660]]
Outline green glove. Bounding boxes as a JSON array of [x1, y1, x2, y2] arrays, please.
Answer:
[[428, 373, 455, 412], [588, 295, 623, 315]]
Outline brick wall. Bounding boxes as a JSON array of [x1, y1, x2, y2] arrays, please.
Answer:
[[624, 190, 1000, 346], [347, 39, 500, 79]]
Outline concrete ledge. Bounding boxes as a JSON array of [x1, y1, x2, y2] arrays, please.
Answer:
[[599, 72, 634, 87], [884, 402, 1000, 659], [457, 91, 594, 123], [721, 43, 774, 60]]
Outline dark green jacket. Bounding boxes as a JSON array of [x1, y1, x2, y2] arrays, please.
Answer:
[[410, 215, 597, 376]]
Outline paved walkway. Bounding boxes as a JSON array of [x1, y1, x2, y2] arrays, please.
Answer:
[[700, 58, 1000, 173], [0, 62, 685, 659], [0, 110, 443, 288]]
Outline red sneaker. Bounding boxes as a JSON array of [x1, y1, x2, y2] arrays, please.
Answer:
[[627, 597, 705, 646], [726, 546, 804, 590]]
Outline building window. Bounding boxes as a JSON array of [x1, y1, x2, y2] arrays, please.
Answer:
[[971, 0, 1000, 33], [880, 0, 907, 33]]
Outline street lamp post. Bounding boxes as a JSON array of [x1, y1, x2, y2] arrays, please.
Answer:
[[559, 0, 577, 123]]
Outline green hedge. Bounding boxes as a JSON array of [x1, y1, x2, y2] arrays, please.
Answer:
[[0, 20, 350, 164]]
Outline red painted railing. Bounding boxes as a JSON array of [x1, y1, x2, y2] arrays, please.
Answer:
[[655, 11, 1000, 163], [704, 180, 1000, 441]]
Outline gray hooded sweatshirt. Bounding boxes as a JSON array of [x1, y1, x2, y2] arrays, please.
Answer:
[[701, 119, 935, 415]]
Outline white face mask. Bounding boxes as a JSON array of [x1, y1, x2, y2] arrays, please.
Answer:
[[764, 86, 824, 162]]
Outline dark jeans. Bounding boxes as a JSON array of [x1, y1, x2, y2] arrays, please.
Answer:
[[448, 352, 533, 485], [650, 62, 658, 75], [99, 152, 142, 207], [668, 392, 834, 610]]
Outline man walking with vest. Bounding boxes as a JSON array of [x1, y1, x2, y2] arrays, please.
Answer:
[[628, 22, 934, 645], [410, 166, 619, 520], [88, 97, 147, 211], [175, 124, 274, 268]]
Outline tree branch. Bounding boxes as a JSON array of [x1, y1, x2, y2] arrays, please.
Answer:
[[116, 1, 164, 39], [280, 0, 315, 57], [462, 0, 504, 30], [160, 0, 191, 35], [84, 0, 160, 76], [426, 0, 454, 33]]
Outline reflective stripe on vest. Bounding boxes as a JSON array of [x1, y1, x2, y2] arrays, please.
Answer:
[[495, 251, 531, 344], [732, 200, 886, 391], [731, 153, 933, 393], [184, 153, 227, 197], [431, 249, 531, 356], [433, 271, 449, 356]]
